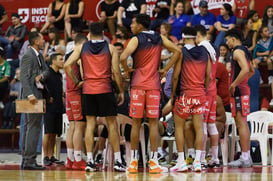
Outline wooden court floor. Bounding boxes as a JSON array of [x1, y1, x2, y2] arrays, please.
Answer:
[[0, 164, 273, 181]]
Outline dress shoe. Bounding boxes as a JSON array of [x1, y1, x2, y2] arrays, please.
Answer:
[[23, 163, 46, 170]]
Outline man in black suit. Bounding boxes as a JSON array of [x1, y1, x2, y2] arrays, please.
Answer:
[[20, 31, 49, 170]]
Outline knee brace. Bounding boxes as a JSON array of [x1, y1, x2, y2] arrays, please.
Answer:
[[207, 123, 218, 135]]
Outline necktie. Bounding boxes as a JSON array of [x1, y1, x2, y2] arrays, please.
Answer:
[[37, 54, 42, 68]]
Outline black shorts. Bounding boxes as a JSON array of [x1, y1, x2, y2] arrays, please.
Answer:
[[44, 112, 62, 135], [82, 93, 117, 117], [101, 125, 108, 139]]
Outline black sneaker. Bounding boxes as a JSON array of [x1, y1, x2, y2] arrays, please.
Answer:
[[50, 156, 64, 165], [95, 153, 103, 164], [158, 152, 167, 164], [113, 160, 126, 172], [85, 161, 97, 172], [43, 156, 52, 166]]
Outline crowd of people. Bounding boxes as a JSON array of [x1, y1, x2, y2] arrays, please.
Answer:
[[0, 0, 272, 173]]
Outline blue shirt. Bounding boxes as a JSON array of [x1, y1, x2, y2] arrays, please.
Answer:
[[191, 12, 216, 31], [168, 14, 190, 40], [216, 15, 236, 29], [248, 68, 260, 112]]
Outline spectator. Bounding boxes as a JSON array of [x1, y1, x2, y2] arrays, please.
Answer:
[[183, 0, 194, 16], [241, 18, 257, 52], [0, 4, 8, 32], [248, 61, 261, 112], [262, 5, 273, 36], [247, 10, 262, 32], [43, 27, 66, 64], [0, 46, 10, 109], [42, 53, 64, 166], [219, 43, 231, 72], [40, 0, 66, 33], [6, 27, 41, 80], [100, 0, 120, 40], [160, 23, 178, 68], [2, 68, 21, 129], [65, 26, 82, 54], [18, 27, 40, 62], [191, 1, 216, 41], [117, 0, 147, 30], [214, 3, 236, 47], [65, 0, 85, 39], [232, 0, 255, 26], [0, 13, 27, 59], [167, 0, 191, 40], [149, 0, 171, 31], [253, 25, 273, 84], [111, 26, 130, 48], [160, 22, 178, 43]]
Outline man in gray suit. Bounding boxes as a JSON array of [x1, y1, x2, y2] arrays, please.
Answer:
[[20, 31, 49, 170]]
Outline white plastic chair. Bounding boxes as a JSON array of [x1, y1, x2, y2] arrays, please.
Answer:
[[247, 111, 273, 166], [55, 114, 70, 160], [220, 112, 235, 165], [102, 114, 146, 170]]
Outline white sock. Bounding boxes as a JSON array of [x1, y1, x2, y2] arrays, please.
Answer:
[[74, 150, 82, 162], [208, 148, 212, 155], [177, 152, 185, 164], [67, 148, 74, 161], [97, 150, 103, 155], [195, 150, 202, 161], [131, 150, 138, 160], [158, 147, 163, 154], [150, 152, 158, 160], [188, 148, 195, 158], [241, 151, 249, 160], [211, 146, 218, 160], [114, 152, 122, 163], [87, 152, 93, 163]]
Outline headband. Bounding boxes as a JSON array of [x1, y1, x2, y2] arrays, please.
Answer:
[[182, 33, 196, 39]]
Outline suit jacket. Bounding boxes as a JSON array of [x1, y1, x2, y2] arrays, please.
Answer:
[[20, 47, 49, 99]]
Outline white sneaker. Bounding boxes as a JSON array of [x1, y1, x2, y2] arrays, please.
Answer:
[[268, 76, 273, 85], [170, 160, 188, 172]]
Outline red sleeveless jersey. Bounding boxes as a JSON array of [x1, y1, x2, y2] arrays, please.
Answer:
[[81, 40, 112, 94]]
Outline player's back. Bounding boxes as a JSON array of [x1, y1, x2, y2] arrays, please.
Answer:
[[178, 45, 208, 96], [81, 40, 112, 94], [131, 31, 162, 90]]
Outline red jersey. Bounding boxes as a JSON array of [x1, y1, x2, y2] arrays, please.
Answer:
[[230, 45, 251, 96], [234, 0, 249, 19], [81, 40, 112, 94], [65, 51, 81, 94], [178, 45, 208, 97], [131, 31, 162, 90], [216, 63, 230, 106]]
